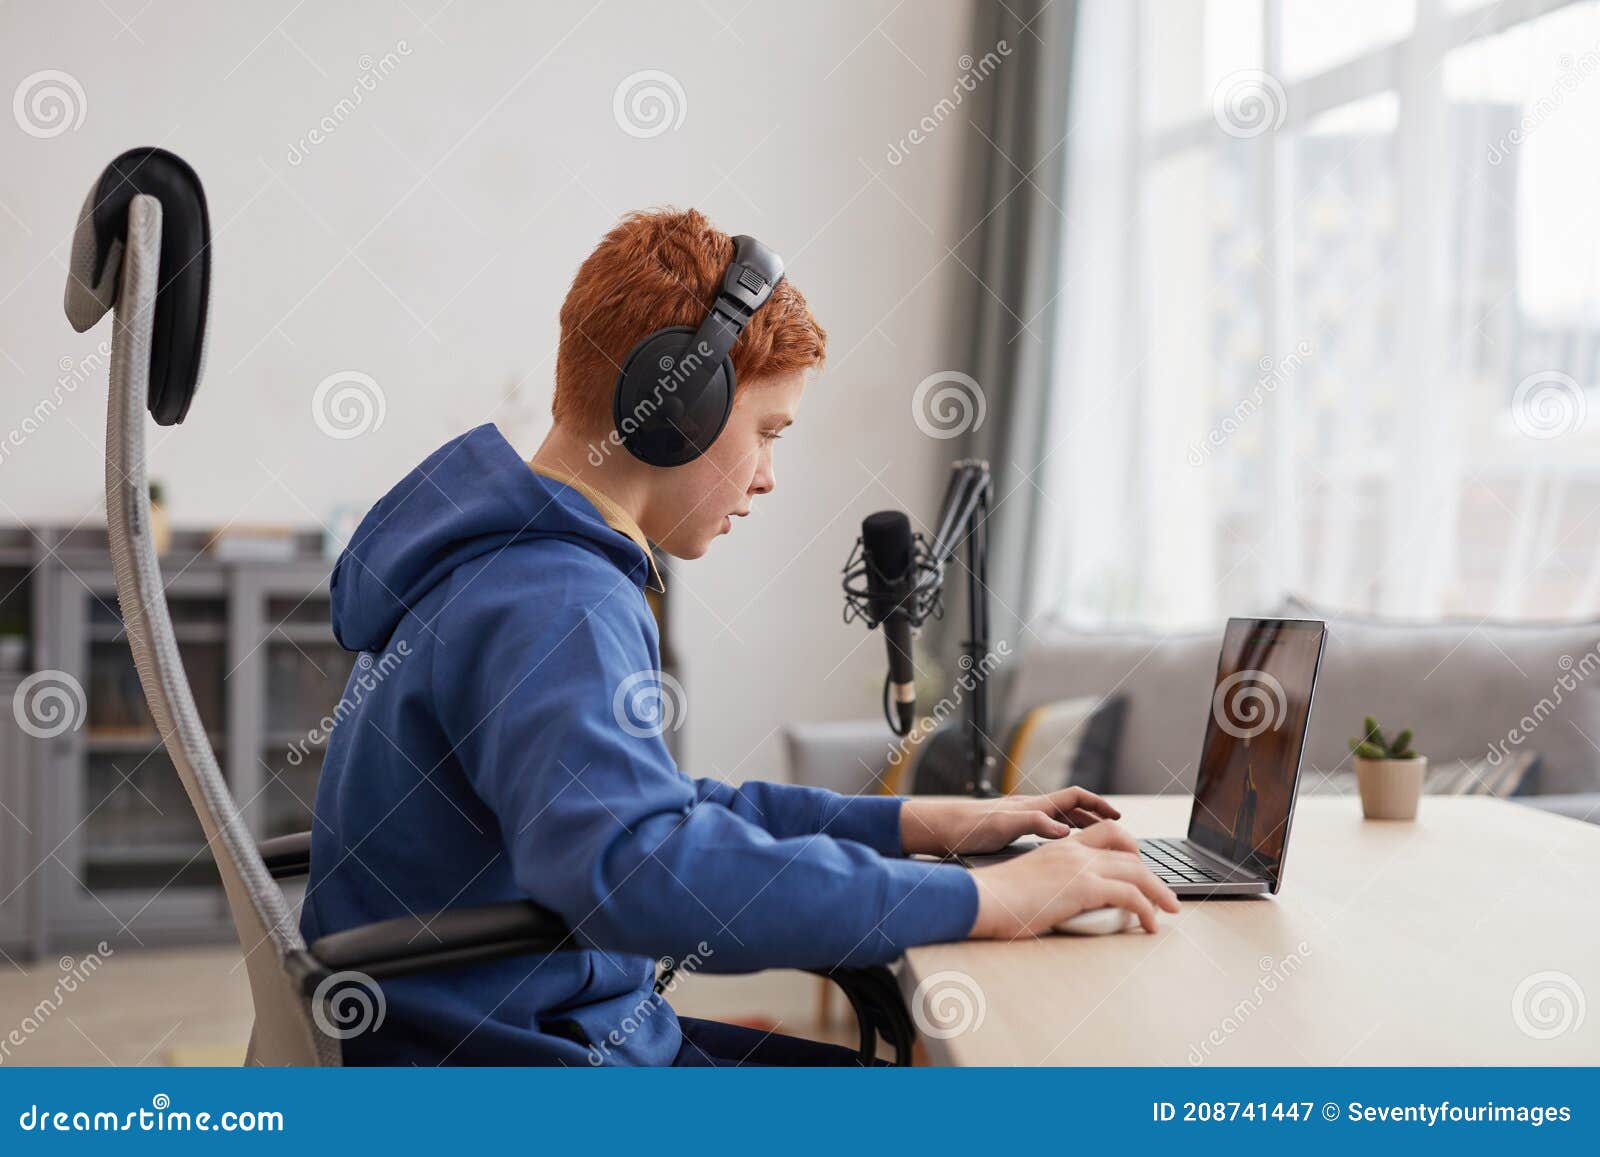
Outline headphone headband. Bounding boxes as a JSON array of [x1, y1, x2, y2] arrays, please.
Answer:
[[725, 234, 785, 313], [670, 235, 784, 411]]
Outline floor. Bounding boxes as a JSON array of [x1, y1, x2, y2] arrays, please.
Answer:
[[0, 943, 849, 1065]]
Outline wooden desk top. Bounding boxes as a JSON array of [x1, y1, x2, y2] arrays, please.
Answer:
[[901, 796, 1600, 1065]]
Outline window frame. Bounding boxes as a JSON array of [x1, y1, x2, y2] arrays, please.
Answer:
[[1131, 0, 1587, 617]]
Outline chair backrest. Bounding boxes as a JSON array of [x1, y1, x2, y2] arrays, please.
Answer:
[[65, 149, 337, 1066]]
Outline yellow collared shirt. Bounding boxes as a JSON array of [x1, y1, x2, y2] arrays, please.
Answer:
[[529, 463, 665, 593]]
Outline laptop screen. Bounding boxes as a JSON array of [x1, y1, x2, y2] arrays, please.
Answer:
[[1187, 617, 1326, 887]]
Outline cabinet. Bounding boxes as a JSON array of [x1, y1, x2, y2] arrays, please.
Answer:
[[0, 522, 675, 957], [0, 527, 350, 954]]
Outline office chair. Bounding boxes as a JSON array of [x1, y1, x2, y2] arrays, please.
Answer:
[[64, 147, 916, 1066]]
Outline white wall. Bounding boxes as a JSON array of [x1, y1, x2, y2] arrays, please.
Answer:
[[1, 0, 979, 780]]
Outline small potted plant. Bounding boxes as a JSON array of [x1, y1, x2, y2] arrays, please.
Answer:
[[1348, 716, 1426, 820]]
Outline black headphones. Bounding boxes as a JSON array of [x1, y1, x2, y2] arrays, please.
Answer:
[[612, 234, 785, 467]]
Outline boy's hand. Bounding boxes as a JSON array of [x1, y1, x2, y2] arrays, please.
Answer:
[[899, 787, 1122, 857], [968, 821, 1181, 937]]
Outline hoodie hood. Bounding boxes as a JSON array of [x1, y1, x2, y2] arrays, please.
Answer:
[[330, 424, 653, 652]]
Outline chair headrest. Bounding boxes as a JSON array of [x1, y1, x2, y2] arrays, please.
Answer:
[[64, 147, 210, 426]]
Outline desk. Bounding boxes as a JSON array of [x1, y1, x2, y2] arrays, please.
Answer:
[[901, 796, 1600, 1065]]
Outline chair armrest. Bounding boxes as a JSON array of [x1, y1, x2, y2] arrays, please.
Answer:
[[294, 891, 918, 1065], [274, 813, 918, 1063], [259, 831, 312, 880], [298, 899, 573, 991]]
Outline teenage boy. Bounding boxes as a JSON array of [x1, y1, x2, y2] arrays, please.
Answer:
[[303, 208, 1178, 1066]]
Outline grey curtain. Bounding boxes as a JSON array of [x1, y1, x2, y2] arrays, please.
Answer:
[[948, 0, 1078, 652]]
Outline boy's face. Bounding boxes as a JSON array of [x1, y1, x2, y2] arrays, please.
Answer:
[[644, 368, 807, 559]]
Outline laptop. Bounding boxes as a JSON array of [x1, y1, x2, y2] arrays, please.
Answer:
[[965, 616, 1327, 897]]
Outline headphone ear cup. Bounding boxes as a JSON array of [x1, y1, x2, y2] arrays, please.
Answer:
[[614, 327, 736, 467]]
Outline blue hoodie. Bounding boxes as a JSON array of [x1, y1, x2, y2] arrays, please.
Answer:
[[301, 424, 978, 1065]]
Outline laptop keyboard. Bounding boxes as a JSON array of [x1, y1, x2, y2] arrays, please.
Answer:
[[1139, 838, 1227, 884]]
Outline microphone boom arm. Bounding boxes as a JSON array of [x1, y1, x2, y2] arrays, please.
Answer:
[[929, 459, 989, 569], [935, 459, 998, 797]]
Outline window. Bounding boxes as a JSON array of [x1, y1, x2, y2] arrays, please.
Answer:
[[1037, 0, 1600, 628]]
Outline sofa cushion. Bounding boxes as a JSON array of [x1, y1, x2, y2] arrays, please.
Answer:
[[1007, 627, 1225, 794], [1000, 694, 1125, 795]]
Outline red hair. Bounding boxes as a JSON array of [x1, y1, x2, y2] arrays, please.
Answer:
[[553, 208, 826, 436]]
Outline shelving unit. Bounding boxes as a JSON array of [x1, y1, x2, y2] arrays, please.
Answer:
[[0, 526, 352, 955], [0, 522, 677, 958]]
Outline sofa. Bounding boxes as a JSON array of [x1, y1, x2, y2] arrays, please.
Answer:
[[784, 600, 1600, 825]]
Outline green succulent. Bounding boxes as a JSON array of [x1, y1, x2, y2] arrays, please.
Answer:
[[1348, 715, 1418, 760]]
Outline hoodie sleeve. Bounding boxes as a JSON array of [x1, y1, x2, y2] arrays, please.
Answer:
[[432, 587, 977, 972], [691, 778, 906, 857]]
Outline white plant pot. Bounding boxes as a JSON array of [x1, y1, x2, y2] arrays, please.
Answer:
[[1354, 756, 1427, 821]]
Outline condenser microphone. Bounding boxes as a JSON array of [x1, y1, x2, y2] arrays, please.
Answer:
[[860, 511, 917, 736], [841, 460, 993, 794]]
